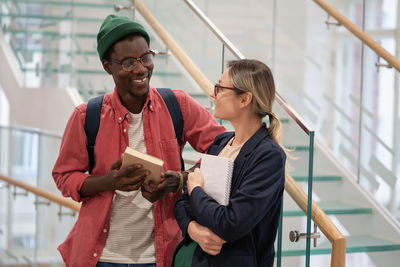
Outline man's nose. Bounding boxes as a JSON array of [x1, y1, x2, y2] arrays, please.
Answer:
[[132, 60, 146, 73]]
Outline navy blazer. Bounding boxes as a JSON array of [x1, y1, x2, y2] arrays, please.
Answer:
[[174, 124, 286, 267]]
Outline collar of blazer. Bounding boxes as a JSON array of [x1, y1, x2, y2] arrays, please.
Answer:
[[210, 123, 270, 186]]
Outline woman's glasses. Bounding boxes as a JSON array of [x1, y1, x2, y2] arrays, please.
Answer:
[[214, 83, 237, 96], [108, 49, 157, 72]]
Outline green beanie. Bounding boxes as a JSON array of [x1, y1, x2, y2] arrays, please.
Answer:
[[97, 14, 150, 60]]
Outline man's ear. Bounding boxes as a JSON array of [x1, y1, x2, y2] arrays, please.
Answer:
[[102, 59, 112, 75], [240, 92, 253, 107]]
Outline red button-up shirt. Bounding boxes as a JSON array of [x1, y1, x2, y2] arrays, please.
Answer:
[[52, 87, 225, 267]]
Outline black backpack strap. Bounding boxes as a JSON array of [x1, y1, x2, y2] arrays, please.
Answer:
[[156, 88, 185, 171], [84, 95, 104, 174]]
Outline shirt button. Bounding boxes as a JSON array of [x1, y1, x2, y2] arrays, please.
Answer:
[[123, 129, 127, 133], [93, 252, 97, 257], [119, 117, 122, 121], [103, 229, 107, 233], [150, 105, 153, 109]]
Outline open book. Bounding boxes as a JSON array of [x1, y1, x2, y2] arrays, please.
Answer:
[[200, 154, 234, 206], [121, 147, 164, 191]]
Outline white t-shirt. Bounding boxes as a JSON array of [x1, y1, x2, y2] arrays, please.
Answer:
[[100, 111, 155, 263]]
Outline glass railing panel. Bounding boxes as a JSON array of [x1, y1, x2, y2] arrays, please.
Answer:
[[140, 0, 229, 91], [0, 186, 77, 264], [0, 0, 75, 88], [364, 0, 398, 30], [358, 37, 400, 222], [311, 0, 400, 224], [0, 126, 76, 264], [0, 0, 206, 100], [274, 103, 316, 266], [35, 195, 78, 264], [193, 0, 275, 67], [0, 125, 63, 194], [327, 0, 398, 30]]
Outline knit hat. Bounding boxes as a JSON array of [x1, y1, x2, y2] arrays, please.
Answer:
[[97, 14, 150, 60]]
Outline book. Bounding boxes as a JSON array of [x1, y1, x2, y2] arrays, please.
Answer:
[[200, 153, 234, 206], [121, 147, 164, 191]]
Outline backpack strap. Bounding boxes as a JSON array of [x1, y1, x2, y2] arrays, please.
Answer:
[[157, 88, 185, 171], [84, 95, 104, 174]]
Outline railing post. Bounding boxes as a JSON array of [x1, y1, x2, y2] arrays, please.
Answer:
[[305, 131, 315, 267], [57, 205, 76, 222], [276, 199, 283, 267]]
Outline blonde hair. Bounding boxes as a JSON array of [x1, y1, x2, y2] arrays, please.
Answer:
[[227, 59, 283, 150]]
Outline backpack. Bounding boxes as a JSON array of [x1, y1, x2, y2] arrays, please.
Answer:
[[84, 88, 184, 174]]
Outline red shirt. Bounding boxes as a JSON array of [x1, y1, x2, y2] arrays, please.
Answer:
[[52, 87, 225, 267]]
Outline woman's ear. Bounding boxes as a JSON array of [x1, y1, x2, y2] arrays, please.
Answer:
[[240, 92, 253, 107], [102, 59, 112, 75]]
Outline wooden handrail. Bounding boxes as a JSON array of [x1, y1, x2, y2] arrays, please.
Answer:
[[314, 0, 400, 72], [136, 0, 214, 95], [0, 174, 80, 212], [285, 174, 346, 267]]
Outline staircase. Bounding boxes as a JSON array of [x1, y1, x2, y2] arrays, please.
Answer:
[[1, 0, 400, 266]]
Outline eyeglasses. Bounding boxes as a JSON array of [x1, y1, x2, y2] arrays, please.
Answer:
[[108, 49, 157, 72], [214, 83, 237, 96]]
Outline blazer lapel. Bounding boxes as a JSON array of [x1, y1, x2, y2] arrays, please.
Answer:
[[231, 124, 269, 190], [208, 132, 235, 155]]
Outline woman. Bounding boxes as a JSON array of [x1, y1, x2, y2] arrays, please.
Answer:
[[173, 59, 286, 267]]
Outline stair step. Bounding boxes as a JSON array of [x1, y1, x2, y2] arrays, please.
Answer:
[[292, 175, 342, 182], [280, 235, 400, 256], [285, 145, 309, 151], [283, 201, 372, 217]]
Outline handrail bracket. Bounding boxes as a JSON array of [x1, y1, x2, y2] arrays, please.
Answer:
[[325, 14, 342, 29]]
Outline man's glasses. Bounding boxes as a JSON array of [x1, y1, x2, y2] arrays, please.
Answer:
[[214, 83, 238, 96], [109, 50, 157, 72]]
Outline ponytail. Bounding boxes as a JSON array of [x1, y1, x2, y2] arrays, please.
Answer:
[[267, 112, 291, 157], [267, 112, 282, 147]]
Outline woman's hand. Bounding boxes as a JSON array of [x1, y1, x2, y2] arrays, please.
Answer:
[[187, 221, 225, 255], [187, 168, 204, 195]]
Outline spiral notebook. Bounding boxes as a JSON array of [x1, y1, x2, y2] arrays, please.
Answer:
[[200, 154, 234, 206]]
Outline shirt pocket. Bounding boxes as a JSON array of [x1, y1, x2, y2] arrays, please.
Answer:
[[159, 139, 181, 171]]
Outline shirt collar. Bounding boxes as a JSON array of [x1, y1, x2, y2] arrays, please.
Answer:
[[111, 86, 156, 124]]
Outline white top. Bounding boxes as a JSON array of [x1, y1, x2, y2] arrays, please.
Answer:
[[218, 137, 243, 159], [100, 111, 156, 263]]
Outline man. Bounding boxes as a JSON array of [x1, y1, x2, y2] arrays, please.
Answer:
[[52, 14, 225, 267]]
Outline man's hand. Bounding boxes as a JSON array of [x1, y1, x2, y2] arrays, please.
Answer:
[[187, 168, 204, 195], [187, 221, 225, 255], [108, 158, 148, 191], [79, 158, 148, 197], [141, 170, 180, 203]]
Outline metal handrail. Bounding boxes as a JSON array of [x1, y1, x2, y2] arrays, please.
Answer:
[[184, 0, 313, 136], [0, 124, 62, 139]]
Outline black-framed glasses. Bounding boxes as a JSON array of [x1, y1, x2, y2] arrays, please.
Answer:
[[109, 49, 157, 72], [214, 83, 238, 96]]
